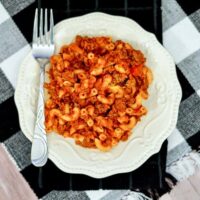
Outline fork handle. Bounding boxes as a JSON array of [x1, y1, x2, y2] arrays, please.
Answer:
[[31, 67, 48, 167]]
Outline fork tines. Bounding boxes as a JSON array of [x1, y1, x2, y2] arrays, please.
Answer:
[[33, 8, 54, 45]]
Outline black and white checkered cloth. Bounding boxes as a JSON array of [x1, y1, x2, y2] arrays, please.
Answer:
[[0, 0, 200, 199]]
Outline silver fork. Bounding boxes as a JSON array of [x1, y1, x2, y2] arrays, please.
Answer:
[[31, 8, 55, 167]]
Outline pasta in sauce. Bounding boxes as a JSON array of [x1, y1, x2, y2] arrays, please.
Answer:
[[44, 36, 153, 151]]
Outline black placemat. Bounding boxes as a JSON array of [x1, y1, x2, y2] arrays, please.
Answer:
[[22, 141, 167, 197], [24, 0, 167, 193]]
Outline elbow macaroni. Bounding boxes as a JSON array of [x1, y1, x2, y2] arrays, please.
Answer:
[[45, 35, 153, 151]]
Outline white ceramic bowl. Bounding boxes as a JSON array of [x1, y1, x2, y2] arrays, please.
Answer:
[[15, 12, 182, 178]]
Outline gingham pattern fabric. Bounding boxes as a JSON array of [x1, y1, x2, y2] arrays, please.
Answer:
[[0, 0, 200, 199]]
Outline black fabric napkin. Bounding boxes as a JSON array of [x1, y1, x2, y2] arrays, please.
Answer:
[[20, 0, 167, 195], [22, 141, 167, 197]]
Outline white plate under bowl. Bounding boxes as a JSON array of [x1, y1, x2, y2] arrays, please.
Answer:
[[14, 12, 182, 178]]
